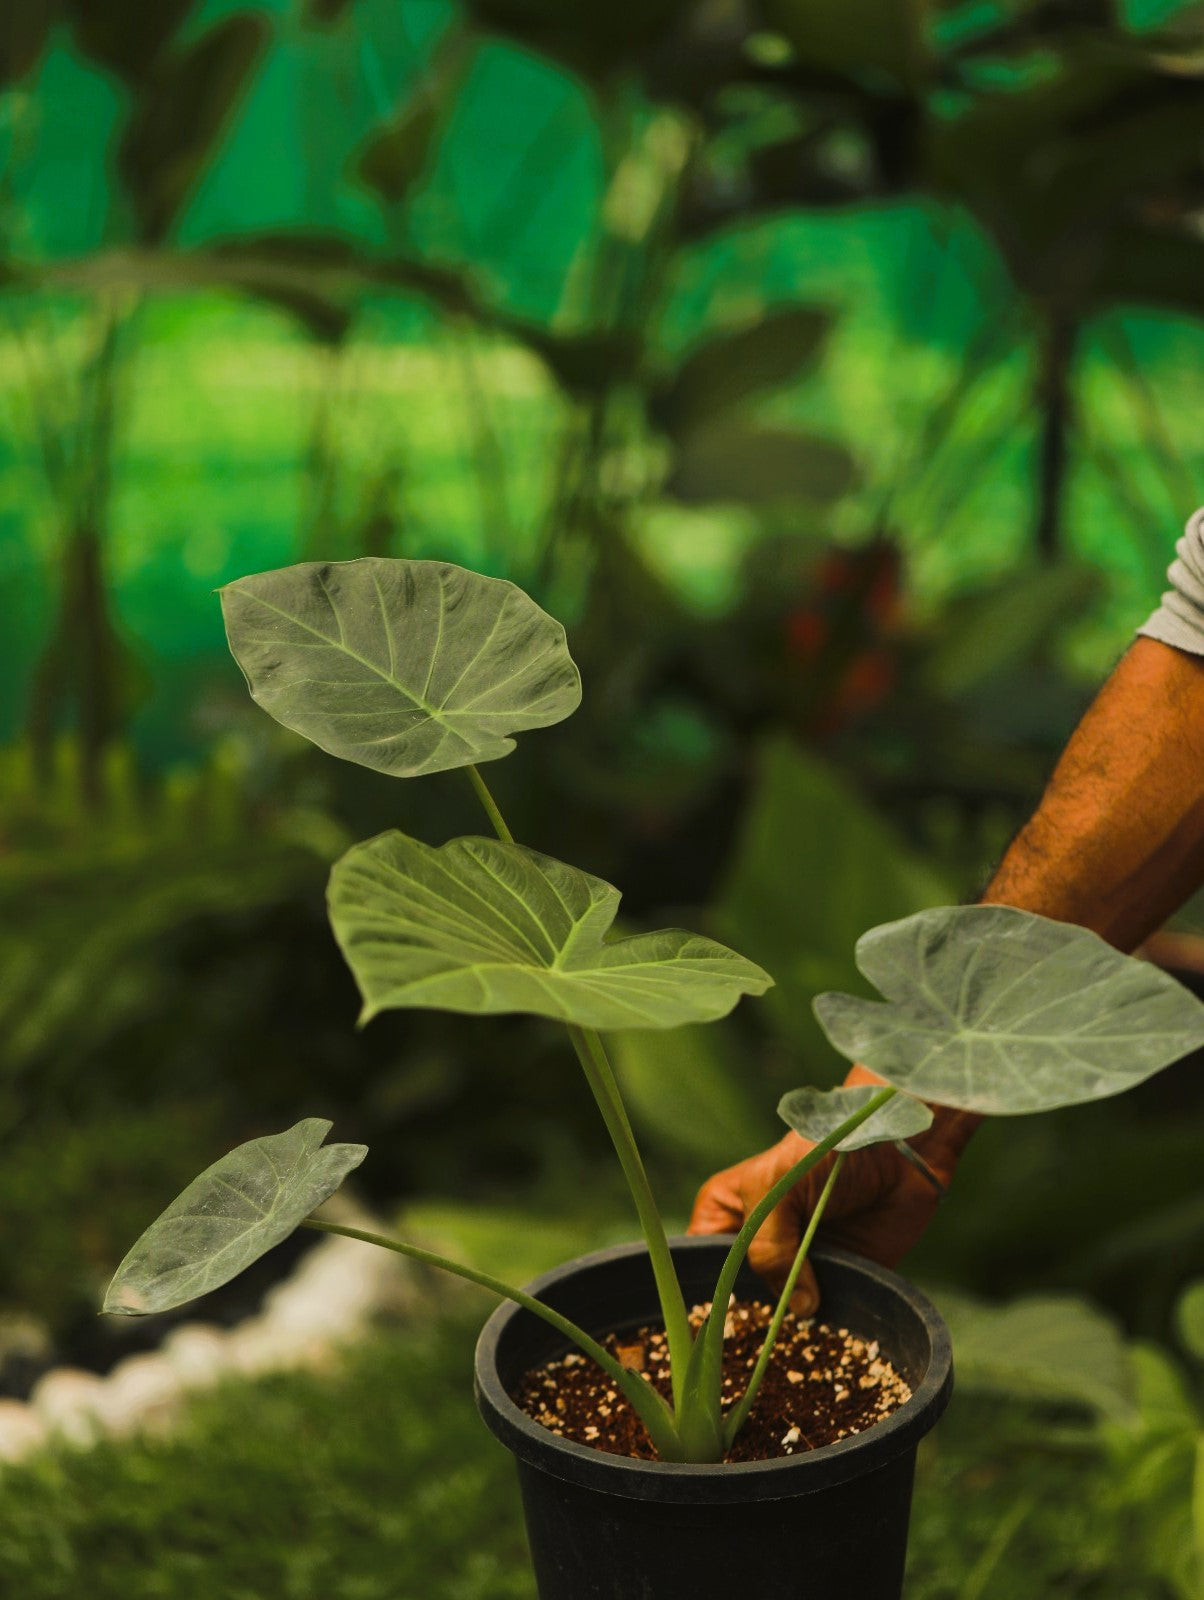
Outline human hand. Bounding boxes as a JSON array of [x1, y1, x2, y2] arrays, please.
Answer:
[[687, 1068, 980, 1314]]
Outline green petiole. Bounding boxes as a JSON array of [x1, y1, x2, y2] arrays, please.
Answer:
[[301, 1217, 686, 1460], [463, 763, 694, 1411], [722, 1152, 845, 1449], [691, 1088, 898, 1432], [465, 763, 515, 844], [461, 768, 894, 1461], [567, 1025, 694, 1409]]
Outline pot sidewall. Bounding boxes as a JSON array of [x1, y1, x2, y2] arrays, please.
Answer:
[[473, 1238, 952, 1600], [474, 1235, 953, 1504]]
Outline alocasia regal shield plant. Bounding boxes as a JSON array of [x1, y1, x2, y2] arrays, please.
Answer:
[[104, 558, 1204, 1463]]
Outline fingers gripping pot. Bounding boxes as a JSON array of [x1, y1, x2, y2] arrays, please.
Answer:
[[475, 1237, 953, 1600]]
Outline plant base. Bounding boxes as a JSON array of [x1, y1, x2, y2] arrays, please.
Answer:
[[475, 1237, 953, 1600]]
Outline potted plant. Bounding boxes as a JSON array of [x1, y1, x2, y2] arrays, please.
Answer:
[[104, 558, 1204, 1599]]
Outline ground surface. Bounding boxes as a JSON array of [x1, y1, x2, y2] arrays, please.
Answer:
[[0, 1303, 1175, 1600]]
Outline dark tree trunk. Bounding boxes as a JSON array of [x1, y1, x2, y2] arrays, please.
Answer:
[[1033, 305, 1080, 563], [25, 306, 130, 809], [27, 524, 121, 809]]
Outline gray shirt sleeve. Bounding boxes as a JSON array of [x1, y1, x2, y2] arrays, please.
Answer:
[[1136, 508, 1204, 656]]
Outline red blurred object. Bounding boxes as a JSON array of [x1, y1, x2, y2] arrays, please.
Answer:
[[781, 539, 903, 738]]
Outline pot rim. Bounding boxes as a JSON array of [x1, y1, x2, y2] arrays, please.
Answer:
[[474, 1235, 953, 1503]]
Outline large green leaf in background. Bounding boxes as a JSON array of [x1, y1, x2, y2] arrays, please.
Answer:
[[667, 424, 858, 507], [778, 1083, 932, 1151], [1101, 1343, 1203, 1600], [814, 906, 1204, 1114], [921, 564, 1099, 699], [329, 832, 772, 1029], [763, 0, 929, 91], [936, 1289, 1135, 1423], [104, 1119, 367, 1315], [221, 559, 581, 778], [713, 737, 953, 1071], [119, 14, 271, 244], [609, 1020, 777, 1167], [650, 307, 833, 439]]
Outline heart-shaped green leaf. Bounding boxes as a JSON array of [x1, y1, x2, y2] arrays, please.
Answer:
[[220, 559, 581, 778], [103, 1119, 367, 1316], [777, 1084, 933, 1151], [936, 1290, 1135, 1423], [329, 832, 772, 1029], [813, 906, 1204, 1115]]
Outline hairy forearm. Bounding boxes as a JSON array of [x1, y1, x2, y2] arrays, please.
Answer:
[[888, 636, 1204, 1154], [981, 637, 1204, 951]]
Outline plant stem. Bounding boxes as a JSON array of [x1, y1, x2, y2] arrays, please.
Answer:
[[302, 1217, 685, 1459], [464, 763, 515, 842], [568, 1025, 694, 1410], [722, 1153, 845, 1449], [692, 1088, 897, 1426], [458, 759, 693, 1409]]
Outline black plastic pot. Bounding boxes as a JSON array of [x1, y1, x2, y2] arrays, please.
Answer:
[[474, 1236, 953, 1600]]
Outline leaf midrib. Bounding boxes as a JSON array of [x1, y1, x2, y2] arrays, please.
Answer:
[[237, 588, 458, 734]]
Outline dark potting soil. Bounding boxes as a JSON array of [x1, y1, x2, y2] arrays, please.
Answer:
[[515, 1298, 912, 1463], [0, 1231, 318, 1402]]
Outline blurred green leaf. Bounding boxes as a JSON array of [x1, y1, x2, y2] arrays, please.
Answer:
[[404, 1199, 607, 1287], [651, 307, 833, 438], [104, 1119, 368, 1316], [1177, 1282, 1204, 1365], [936, 1288, 1136, 1422], [65, 0, 195, 83], [814, 906, 1204, 1114], [778, 1083, 932, 1151], [463, 0, 687, 81], [0, 739, 336, 1085], [0, 1, 61, 86], [329, 833, 773, 1029], [714, 738, 953, 1063], [1094, 225, 1204, 320], [352, 25, 472, 206], [1102, 1341, 1201, 1600], [609, 1020, 775, 1167], [922, 565, 1098, 698], [0, 850, 320, 1081], [924, 44, 1204, 299], [303, 0, 357, 24], [520, 327, 642, 396], [668, 424, 858, 506], [356, 104, 442, 205], [764, 0, 929, 89], [221, 558, 582, 779], [118, 13, 270, 244], [209, 233, 358, 343], [1127, 1341, 1199, 1435]]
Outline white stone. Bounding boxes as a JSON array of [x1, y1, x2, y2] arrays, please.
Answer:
[[31, 1368, 107, 1445], [14, 1203, 410, 1455], [0, 1400, 49, 1463], [224, 1316, 322, 1375], [161, 1324, 229, 1387], [263, 1234, 405, 1340], [96, 1353, 182, 1436]]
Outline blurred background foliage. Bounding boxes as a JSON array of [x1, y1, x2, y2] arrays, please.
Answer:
[[4, 0, 1204, 1587]]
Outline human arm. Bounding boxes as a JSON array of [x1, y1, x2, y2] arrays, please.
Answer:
[[690, 626, 1204, 1307]]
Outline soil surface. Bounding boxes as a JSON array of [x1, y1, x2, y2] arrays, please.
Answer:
[[515, 1298, 912, 1463]]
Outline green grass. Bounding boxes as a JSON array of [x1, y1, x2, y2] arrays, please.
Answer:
[[0, 1306, 532, 1600], [0, 1303, 1180, 1600]]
